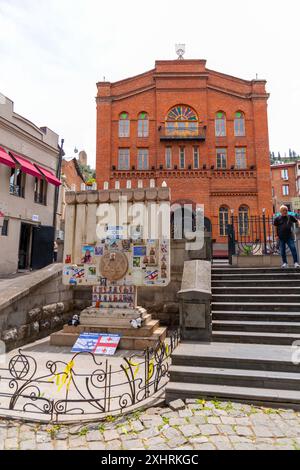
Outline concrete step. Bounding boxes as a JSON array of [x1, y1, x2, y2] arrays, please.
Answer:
[[63, 319, 160, 337], [212, 267, 300, 274], [171, 342, 299, 372], [212, 286, 300, 295], [50, 326, 167, 350], [165, 382, 300, 410], [212, 302, 300, 312], [169, 365, 300, 391], [212, 273, 300, 280], [212, 280, 300, 287], [213, 294, 300, 303], [212, 311, 300, 322], [213, 320, 300, 334], [212, 330, 300, 345]]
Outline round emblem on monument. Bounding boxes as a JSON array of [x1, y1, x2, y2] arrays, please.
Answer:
[[100, 252, 128, 281]]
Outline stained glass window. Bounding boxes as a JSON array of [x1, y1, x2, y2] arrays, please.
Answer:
[[234, 111, 245, 136], [166, 105, 198, 136], [215, 112, 226, 137], [138, 113, 149, 137], [167, 106, 197, 122], [119, 112, 130, 137]]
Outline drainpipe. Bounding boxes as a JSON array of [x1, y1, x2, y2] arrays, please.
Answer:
[[53, 138, 65, 230]]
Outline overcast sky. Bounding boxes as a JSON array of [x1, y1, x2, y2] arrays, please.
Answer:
[[0, 0, 299, 167]]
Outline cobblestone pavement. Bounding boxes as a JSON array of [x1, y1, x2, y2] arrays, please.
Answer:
[[1, 399, 300, 450]]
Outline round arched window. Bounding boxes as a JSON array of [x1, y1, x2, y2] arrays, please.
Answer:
[[166, 105, 198, 136]]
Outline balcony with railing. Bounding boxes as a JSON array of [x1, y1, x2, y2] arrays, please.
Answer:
[[159, 123, 206, 141]]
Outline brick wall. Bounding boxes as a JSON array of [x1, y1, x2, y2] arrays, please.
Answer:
[[96, 59, 273, 243]]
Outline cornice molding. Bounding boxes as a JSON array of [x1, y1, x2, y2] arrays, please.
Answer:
[[0, 117, 59, 157]]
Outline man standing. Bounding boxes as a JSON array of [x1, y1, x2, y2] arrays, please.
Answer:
[[274, 205, 300, 268]]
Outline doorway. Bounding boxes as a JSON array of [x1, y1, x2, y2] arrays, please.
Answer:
[[18, 223, 33, 270]]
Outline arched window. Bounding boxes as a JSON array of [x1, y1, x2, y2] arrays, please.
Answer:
[[138, 112, 149, 137], [119, 112, 130, 137], [166, 105, 198, 137], [234, 111, 245, 137], [219, 206, 229, 236], [239, 205, 249, 236], [215, 111, 226, 137]]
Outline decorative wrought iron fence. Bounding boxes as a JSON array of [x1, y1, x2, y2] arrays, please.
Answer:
[[0, 330, 179, 423], [228, 215, 281, 263]]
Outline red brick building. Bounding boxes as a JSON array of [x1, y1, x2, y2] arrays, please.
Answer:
[[271, 162, 300, 214], [96, 59, 272, 243]]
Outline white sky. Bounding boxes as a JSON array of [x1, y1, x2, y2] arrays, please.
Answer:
[[0, 0, 299, 167]]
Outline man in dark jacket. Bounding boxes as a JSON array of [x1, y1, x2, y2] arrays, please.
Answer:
[[274, 205, 300, 268]]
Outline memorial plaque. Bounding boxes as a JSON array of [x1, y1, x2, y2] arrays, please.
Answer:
[[100, 251, 128, 281]]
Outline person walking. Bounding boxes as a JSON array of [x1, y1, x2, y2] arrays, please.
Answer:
[[274, 205, 300, 268]]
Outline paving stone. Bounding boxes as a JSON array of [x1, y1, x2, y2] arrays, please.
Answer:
[[252, 426, 274, 438], [169, 399, 186, 411], [162, 427, 182, 440], [235, 426, 253, 437], [178, 409, 193, 418], [146, 436, 166, 448], [139, 427, 160, 439], [131, 420, 144, 432], [189, 436, 209, 444], [169, 417, 188, 426], [7, 428, 19, 439], [123, 439, 145, 449], [210, 436, 233, 450], [235, 418, 251, 426], [103, 429, 119, 441], [180, 425, 200, 437], [141, 415, 163, 426], [19, 439, 37, 450], [68, 436, 87, 447], [167, 436, 187, 449], [86, 430, 102, 442], [106, 439, 122, 450], [4, 437, 19, 450], [55, 441, 69, 450], [36, 432, 52, 444], [221, 416, 236, 425], [217, 425, 236, 436], [198, 424, 219, 436], [207, 417, 221, 425], [36, 442, 55, 450], [194, 443, 216, 450], [233, 443, 257, 450], [87, 441, 107, 450], [188, 416, 207, 426]]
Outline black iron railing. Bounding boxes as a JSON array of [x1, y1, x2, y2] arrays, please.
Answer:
[[0, 330, 179, 423], [227, 215, 282, 263]]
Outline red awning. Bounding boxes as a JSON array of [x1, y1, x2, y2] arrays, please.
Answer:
[[0, 147, 15, 168], [36, 165, 61, 187], [10, 152, 42, 179]]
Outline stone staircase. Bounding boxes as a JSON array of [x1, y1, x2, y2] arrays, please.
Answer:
[[166, 266, 300, 409]]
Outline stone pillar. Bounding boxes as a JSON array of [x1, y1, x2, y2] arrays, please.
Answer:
[[177, 260, 212, 342]]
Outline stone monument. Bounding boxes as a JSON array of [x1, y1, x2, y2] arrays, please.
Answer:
[[50, 184, 171, 350]]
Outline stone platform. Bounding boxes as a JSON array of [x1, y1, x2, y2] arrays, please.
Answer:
[[50, 306, 167, 350]]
